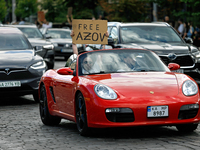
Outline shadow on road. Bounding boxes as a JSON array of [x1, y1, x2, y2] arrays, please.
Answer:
[[57, 121, 199, 138], [0, 95, 36, 106]]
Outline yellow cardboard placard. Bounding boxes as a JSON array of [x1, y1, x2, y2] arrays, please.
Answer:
[[72, 19, 108, 44]]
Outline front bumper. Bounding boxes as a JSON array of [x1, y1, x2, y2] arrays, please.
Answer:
[[85, 95, 200, 128], [0, 77, 41, 96]]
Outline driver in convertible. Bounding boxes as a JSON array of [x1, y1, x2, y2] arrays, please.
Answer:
[[121, 54, 140, 71]]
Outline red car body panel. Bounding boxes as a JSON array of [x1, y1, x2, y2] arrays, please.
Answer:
[[39, 69, 200, 128]]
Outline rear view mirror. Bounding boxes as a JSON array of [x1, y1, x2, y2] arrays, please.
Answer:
[[43, 44, 54, 50]]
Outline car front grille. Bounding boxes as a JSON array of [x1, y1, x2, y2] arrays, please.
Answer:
[[159, 55, 194, 67], [106, 113, 135, 122], [0, 69, 35, 80]]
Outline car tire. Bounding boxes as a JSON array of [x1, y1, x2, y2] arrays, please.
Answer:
[[33, 91, 39, 103], [176, 123, 198, 132], [76, 92, 91, 136], [39, 85, 61, 126]]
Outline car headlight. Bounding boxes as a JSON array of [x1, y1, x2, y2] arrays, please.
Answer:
[[53, 43, 58, 47], [30, 61, 46, 69], [182, 80, 198, 96], [94, 84, 117, 99]]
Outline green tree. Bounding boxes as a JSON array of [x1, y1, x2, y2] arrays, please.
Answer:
[[15, 0, 38, 19], [179, 0, 200, 26], [0, 0, 7, 22], [39, 0, 98, 23], [98, 0, 149, 22], [64, 0, 98, 19]]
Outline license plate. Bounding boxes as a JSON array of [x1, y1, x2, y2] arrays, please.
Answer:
[[147, 105, 168, 117], [172, 69, 184, 73], [61, 49, 72, 53], [0, 81, 21, 87]]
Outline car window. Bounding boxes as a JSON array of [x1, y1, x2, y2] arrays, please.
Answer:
[[0, 34, 31, 50], [110, 27, 118, 39], [78, 49, 169, 76], [120, 26, 182, 43], [47, 30, 71, 39], [18, 27, 43, 38]]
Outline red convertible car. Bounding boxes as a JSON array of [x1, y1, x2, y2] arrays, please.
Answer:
[[39, 48, 200, 136]]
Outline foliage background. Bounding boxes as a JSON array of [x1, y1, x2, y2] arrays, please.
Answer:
[[1, 0, 200, 27]]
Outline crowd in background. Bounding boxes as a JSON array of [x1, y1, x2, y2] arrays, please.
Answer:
[[164, 16, 200, 48]]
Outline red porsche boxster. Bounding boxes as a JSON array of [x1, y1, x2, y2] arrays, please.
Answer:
[[39, 48, 200, 136]]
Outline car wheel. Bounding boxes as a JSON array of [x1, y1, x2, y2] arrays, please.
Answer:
[[176, 123, 198, 132], [33, 91, 39, 103], [76, 93, 90, 136], [39, 85, 61, 126]]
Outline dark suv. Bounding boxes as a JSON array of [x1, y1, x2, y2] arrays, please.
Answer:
[[107, 22, 200, 84]]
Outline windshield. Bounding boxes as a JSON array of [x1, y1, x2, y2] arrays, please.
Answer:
[[78, 49, 169, 76], [47, 30, 71, 39], [0, 34, 32, 50], [18, 27, 43, 38], [120, 26, 182, 44]]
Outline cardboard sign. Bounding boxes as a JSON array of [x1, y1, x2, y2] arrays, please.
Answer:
[[72, 19, 108, 44], [38, 11, 45, 21]]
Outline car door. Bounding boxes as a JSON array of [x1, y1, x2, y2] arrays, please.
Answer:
[[53, 74, 75, 116]]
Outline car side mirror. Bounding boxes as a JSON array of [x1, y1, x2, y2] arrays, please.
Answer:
[[57, 67, 74, 75], [43, 44, 54, 50], [34, 46, 43, 51], [44, 34, 52, 39], [184, 37, 193, 44], [168, 63, 180, 71]]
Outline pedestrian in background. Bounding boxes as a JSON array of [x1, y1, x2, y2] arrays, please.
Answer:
[[182, 22, 188, 39], [19, 18, 25, 25], [37, 19, 52, 28], [187, 22, 194, 38], [177, 18, 185, 38], [163, 15, 174, 27]]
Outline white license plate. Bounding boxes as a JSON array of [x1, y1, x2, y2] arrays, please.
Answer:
[[61, 49, 72, 53], [147, 105, 168, 117], [172, 69, 184, 73], [0, 81, 21, 87]]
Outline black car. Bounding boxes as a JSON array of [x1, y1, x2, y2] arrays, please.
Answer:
[[106, 22, 200, 84], [6, 24, 55, 69], [0, 27, 51, 102], [42, 28, 85, 60]]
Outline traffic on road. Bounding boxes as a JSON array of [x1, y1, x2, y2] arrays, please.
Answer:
[[1, 20, 200, 149]]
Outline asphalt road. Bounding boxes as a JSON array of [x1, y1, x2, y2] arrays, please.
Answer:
[[1, 57, 200, 150]]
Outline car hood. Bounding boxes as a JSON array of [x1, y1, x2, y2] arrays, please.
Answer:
[[28, 38, 52, 46], [0, 50, 41, 68], [121, 42, 190, 55], [49, 38, 72, 43], [86, 72, 179, 97]]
